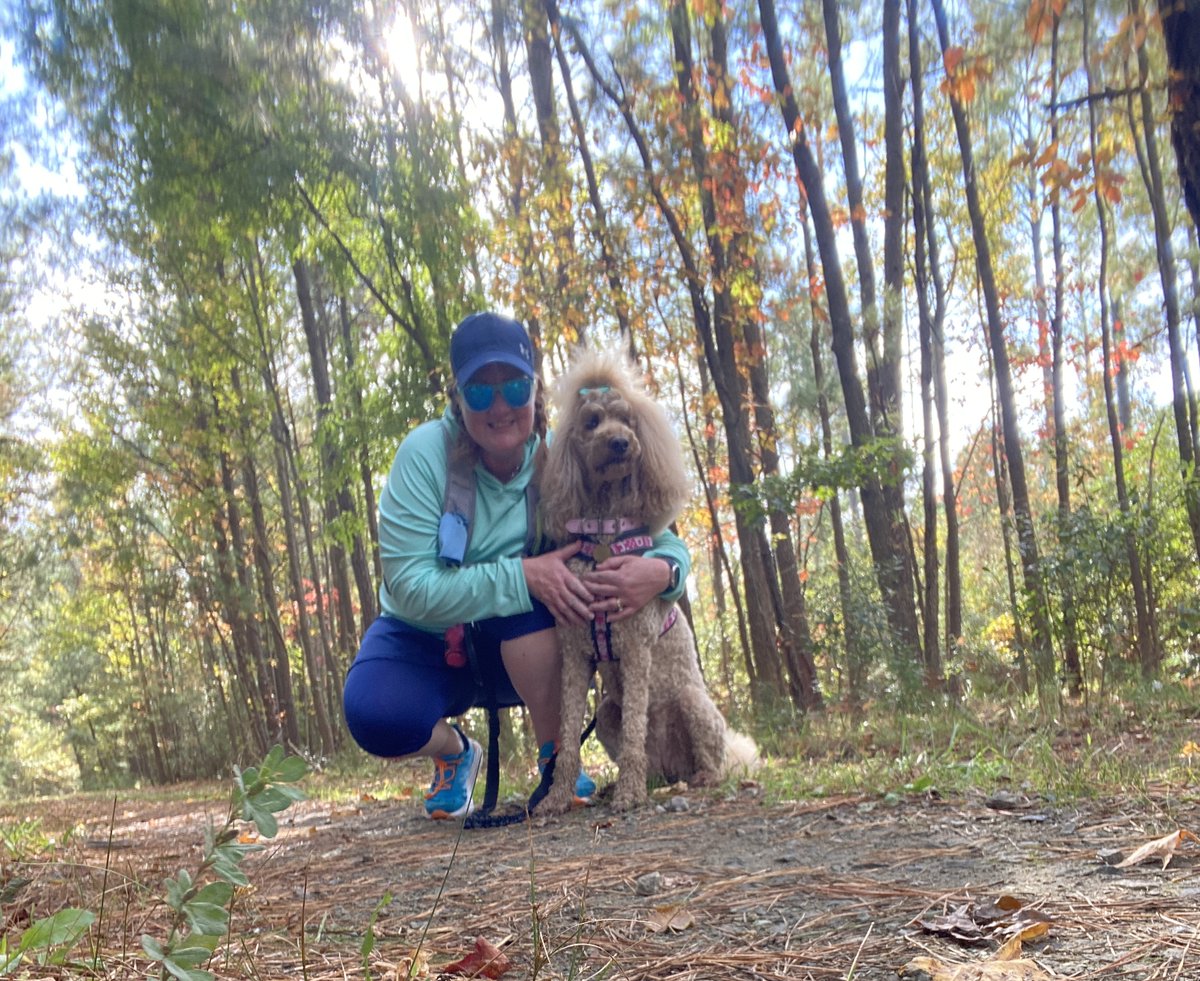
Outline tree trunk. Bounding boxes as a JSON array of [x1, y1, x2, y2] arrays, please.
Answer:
[[802, 217, 860, 701], [1128, 0, 1200, 565], [562, 10, 787, 707], [337, 297, 382, 597], [931, 0, 1056, 694], [216, 435, 277, 751], [523, 0, 586, 344], [759, 0, 922, 665], [545, 0, 634, 341], [1040, 15, 1084, 695], [906, 0, 961, 654], [293, 259, 364, 656], [1086, 6, 1156, 673], [1159, 0, 1200, 238], [669, 0, 820, 708]]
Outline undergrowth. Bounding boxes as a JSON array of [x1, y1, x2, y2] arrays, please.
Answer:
[[0, 687, 1196, 978]]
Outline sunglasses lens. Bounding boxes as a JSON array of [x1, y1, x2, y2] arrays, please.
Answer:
[[502, 377, 533, 408], [462, 384, 495, 412]]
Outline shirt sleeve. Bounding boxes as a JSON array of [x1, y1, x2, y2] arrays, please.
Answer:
[[377, 421, 533, 632], [646, 528, 691, 603]]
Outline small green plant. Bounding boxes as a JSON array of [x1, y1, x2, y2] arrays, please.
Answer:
[[359, 891, 393, 981], [0, 907, 95, 975], [140, 745, 308, 981], [0, 819, 52, 860]]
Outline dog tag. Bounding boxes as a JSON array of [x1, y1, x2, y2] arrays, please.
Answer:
[[593, 543, 612, 563]]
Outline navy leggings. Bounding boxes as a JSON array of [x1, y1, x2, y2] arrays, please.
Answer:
[[343, 603, 554, 758]]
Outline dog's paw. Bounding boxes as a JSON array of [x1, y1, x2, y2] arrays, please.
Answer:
[[610, 788, 648, 812], [538, 788, 575, 817]]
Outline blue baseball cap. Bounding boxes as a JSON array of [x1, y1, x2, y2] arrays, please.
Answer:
[[450, 312, 535, 383]]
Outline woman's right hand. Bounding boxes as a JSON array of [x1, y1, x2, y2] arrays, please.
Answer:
[[522, 542, 593, 626]]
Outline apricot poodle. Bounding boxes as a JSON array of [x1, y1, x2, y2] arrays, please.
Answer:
[[539, 349, 755, 814]]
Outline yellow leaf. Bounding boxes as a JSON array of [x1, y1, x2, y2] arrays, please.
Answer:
[[1115, 828, 1200, 869]]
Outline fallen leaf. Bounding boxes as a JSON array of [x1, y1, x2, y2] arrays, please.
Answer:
[[916, 903, 988, 945], [443, 936, 511, 978], [1114, 828, 1200, 869], [900, 943, 1055, 980], [645, 904, 695, 933], [375, 948, 431, 979], [917, 896, 1052, 948]]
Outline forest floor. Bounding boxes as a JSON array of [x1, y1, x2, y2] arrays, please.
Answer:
[[3, 716, 1200, 980]]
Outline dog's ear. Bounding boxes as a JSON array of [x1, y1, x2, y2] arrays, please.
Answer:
[[540, 407, 590, 542], [627, 385, 691, 534]]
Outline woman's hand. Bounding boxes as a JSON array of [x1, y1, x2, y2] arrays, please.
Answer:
[[522, 542, 594, 626], [582, 554, 671, 622]]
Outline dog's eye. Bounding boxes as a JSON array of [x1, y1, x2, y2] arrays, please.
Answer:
[[585, 412, 601, 430]]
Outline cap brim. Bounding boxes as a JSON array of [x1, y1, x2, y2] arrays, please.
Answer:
[[456, 352, 534, 384]]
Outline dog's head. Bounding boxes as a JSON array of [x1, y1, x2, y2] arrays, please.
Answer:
[[540, 349, 691, 540], [571, 383, 641, 485]]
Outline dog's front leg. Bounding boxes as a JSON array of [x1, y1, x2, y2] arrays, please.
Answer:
[[539, 627, 591, 817], [611, 641, 652, 811]]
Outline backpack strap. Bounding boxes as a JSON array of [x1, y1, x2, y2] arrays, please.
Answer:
[[440, 428, 546, 564], [438, 430, 476, 566]]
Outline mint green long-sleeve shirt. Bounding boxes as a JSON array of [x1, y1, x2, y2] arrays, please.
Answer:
[[377, 411, 691, 635]]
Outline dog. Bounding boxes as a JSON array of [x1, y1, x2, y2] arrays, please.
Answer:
[[538, 349, 756, 814]]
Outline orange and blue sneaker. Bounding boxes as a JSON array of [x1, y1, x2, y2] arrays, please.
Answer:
[[424, 726, 482, 820], [538, 740, 596, 803]]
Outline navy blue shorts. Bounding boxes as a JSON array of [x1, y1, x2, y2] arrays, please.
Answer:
[[343, 602, 555, 758]]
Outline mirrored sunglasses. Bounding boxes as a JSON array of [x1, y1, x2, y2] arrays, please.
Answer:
[[461, 376, 534, 413]]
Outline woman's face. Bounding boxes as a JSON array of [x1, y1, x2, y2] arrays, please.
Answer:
[[457, 362, 536, 469]]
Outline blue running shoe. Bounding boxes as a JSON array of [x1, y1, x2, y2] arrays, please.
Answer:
[[538, 740, 597, 801], [424, 726, 482, 820]]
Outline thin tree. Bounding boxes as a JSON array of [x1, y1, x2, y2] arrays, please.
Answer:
[[930, 0, 1056, 694], [759, 0, 923, 665], [1084, 3, 1156, 672]]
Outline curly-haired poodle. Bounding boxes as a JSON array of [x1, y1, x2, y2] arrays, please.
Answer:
[[538, 349, 756, 814]]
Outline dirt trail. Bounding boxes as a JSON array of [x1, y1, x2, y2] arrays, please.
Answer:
[[5, 783, 1197, 979]]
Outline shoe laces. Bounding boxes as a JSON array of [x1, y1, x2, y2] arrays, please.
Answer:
[[426, 752, 462, 798]]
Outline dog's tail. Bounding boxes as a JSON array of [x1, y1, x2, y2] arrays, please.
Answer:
[[722, 730, 761, 778]]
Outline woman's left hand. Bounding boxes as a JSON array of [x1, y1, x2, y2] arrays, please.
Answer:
[[582, 555, 671, 622]]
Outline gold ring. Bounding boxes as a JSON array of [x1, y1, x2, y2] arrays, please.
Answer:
[[615, 598, 623, 612]]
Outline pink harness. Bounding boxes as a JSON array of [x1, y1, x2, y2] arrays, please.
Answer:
[[566, 518, 680, 663]]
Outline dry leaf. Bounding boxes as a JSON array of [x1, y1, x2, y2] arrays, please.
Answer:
[[376, 948, 431, 979], [900, 945, 1055, 980], [645, 904, 695, 933], [1114, 828, 1200, 869], [442, 936, 512, 978], [917, 896, 1051, 948]]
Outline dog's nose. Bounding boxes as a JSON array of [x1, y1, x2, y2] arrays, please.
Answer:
[[610, 436, 630, 456]]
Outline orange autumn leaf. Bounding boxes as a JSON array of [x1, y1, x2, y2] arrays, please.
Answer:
[[943, 46, 965, 74], [443, 937, 512, 978]]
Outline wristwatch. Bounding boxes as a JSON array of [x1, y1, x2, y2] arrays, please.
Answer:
[[664, 558, 682, 593]]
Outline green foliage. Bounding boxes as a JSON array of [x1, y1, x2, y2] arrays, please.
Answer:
[[0, 907, 95, 975], [733, 436, 914, 526], [359, 892, 393, 980], [140, 746, 309, 981], [0, 819, 52, 861]]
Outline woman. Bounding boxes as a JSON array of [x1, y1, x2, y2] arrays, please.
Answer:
[[343, 312, 691, 819]]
